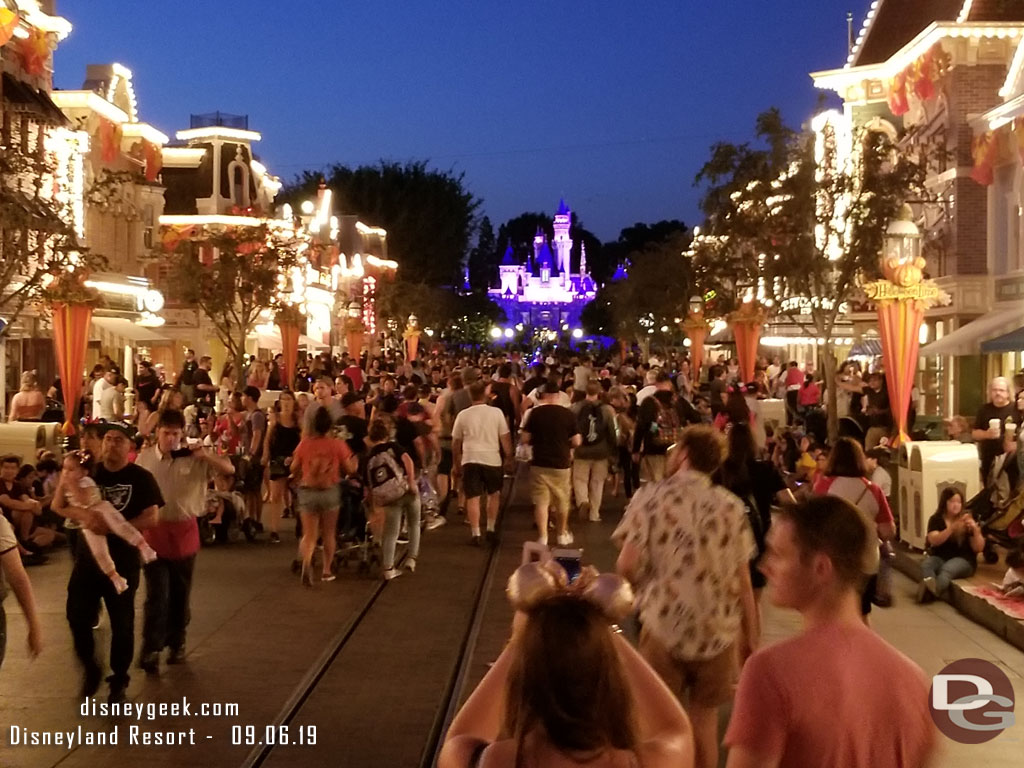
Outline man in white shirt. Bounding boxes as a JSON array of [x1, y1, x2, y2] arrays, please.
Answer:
[[636, 370, 671, 406], [452, 381, 513, 546], [864, 448, 892, 497], [99, 376, 126, 421], [92, 367, 118, 420]]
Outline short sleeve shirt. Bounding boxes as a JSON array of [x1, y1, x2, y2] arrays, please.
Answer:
[[89, 463, 164, 572], [244, 409, 268, 460], [612, 470, 756, 661], [292, 436, 353, 489], [0, 479, 31, 523], [925, 512, 978, 563], [523, 404, 578, 469], [725, 622, 935, 768], [452, 404, 509, 467]]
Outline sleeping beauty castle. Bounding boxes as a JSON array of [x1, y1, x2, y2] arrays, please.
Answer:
[[487, 200, 598, 331]]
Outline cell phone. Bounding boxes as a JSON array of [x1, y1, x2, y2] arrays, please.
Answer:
[[551, 548, 583, 584]]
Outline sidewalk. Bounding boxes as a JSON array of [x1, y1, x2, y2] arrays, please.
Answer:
[[892, 544, 1024, 652]]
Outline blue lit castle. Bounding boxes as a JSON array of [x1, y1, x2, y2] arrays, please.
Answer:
[[488, 200, 597, 331]]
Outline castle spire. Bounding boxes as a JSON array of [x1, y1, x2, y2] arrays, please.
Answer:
[[580, 242, 588, 275]]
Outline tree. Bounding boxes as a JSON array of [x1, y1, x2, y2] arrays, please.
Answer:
[[283, 161, 480, 286], [583, 231, 694, 359], [0, 127, 102, 336], [467, 215, 497, 292], [168, 224, 304, 387], [601, 219, 690, 285], [690, 108, 933, 441]]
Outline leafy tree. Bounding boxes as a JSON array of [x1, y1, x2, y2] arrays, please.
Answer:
[[690, 108, 933, 441], [168, 225, 304, 387], [583, 232, 694, 360], [284, 161, 480, 286], [467, 215, 497, 292], [0, 128, 102, 335], [601, 219, 690, 285]]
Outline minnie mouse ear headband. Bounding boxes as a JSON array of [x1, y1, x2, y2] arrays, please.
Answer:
[[506, 561, 634, 623]]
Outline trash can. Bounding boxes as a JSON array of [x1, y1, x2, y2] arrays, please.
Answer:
[[760, 399, 785, 429], [0, 422, 64, 465], [896, 442, 913, 547], [905, 442, 980, 550]]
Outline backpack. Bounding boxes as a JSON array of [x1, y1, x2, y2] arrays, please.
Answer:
[[366, 444, 410, 506], [577, 402, 608, 447], [651, 402, 681, 448]]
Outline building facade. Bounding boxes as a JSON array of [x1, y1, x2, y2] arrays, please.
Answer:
[[488, 200, 597, 333], [812, 0, 1024, 418]]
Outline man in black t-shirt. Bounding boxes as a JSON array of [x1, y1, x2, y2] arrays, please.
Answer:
[[972, 376, 1018, 483], [522, 378, 580, 547], [337, 392, 369, 539], [193, 356, 218, 414], [54, 423, 163, 704]]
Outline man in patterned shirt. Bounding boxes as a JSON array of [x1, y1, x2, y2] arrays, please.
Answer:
[[614, 425, 759, 768]]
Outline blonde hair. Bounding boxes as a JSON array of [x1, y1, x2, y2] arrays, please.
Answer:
[[20, 371, 38, 392]]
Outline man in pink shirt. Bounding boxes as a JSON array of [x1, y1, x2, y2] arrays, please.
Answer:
[[724, 495, 935, 768]]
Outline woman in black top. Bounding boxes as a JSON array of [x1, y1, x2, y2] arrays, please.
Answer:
[[918, 487, 984, 602], [264, 391, 301, 544], [714, 423, 795, 597]]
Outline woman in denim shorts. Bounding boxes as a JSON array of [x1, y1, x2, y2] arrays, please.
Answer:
[[290, 408, 356, 586]]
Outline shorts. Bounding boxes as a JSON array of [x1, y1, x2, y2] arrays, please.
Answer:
[[529, 466, 571, 513], [462, 463, 503, 498], [639, 628, 736, 708], [296, 486, 340, 515], [244, 460, 264, 492], [438, 448, 453, 476], [268, 457, 290, 481]]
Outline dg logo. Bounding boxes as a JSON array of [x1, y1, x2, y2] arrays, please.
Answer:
[[929, 659, 1016, 744]]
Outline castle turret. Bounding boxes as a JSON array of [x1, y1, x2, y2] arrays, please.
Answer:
[[499, 240, 519, 295], [580, 241, 588, 276], [538, 240, 553, 284], [553, 199, 573, 287]]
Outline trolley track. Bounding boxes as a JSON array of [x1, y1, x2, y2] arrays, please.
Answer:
[[243, 472, 518, 768]]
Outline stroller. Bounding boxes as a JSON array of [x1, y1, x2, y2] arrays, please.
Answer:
[[973, 487, 1024, 564], [333, 482, 382, 575]]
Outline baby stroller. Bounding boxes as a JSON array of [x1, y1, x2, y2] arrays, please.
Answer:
[[333, 486, 382, 575], [972, 487, 1024, 564]]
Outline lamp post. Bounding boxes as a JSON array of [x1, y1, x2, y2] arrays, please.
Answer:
[[681, 294, 710, 383], [862, 205, 945, 445]]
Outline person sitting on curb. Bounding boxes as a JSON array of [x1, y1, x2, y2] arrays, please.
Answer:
[[918, 487, 984, 602]]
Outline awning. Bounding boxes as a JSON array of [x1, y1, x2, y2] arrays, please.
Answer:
[[981, 325, 1024, 353], [90, 316, 169, 343], [920, 301, 1024, 356], [251, 330, 328, 350], [3, 73, 69, 125]]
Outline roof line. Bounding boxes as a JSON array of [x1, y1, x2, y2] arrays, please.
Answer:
[[847, 0, 885, 68]]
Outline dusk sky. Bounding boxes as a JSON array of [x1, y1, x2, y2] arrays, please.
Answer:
[[53, 0, 869, 241]]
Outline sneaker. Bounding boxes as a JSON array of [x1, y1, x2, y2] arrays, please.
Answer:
[[321, 573, 337, 583], [383, 568, 401, 581], [397, 533, 410, 545], [556, 530, 574, 547], [167, 646, 187, 665], [470, 535, 482, 547], [589, 513, 602, 523], [425, 514, 447, 531], [139, 652, 160, 676], [107, 682, 128, 706], [405, 558, 417, 573], [485, 530, 499, 547], [269, 532, 281, 544], [922, 576, 938, 597]]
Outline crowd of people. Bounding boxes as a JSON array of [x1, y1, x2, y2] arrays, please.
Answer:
[[2, 340, 1024, 767]]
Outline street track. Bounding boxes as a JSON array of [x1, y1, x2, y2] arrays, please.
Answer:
[[242, 472, 517, 768]]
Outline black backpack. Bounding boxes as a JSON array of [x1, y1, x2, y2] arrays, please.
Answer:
[[577, 402, 608, 447]]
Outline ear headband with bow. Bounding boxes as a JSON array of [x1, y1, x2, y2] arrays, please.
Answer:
[[506, 561, 634, 623]]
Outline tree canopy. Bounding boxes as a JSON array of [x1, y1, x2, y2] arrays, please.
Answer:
[[283, 161, 480, 287]]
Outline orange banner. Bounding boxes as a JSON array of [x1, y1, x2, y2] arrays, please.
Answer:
[[277, 321, 300, 391], [0, 9, 18, 47], [684, 323, 708, 382], [51, 303, 94, 436], [876, 298, 924, 445]]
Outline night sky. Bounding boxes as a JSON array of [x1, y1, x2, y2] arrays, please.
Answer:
[[52, 0, 868, 240]]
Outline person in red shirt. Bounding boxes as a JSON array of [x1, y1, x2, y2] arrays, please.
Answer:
[[724, 495, 935, 768], [783, 362, 803, 425], [797, 374, 820, 413], [290, 407, 356, 586]]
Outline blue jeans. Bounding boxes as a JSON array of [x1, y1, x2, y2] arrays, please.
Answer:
[[921, 555, 974, 595], [143, 556, 196, 655], [381, 493, 421, 570]]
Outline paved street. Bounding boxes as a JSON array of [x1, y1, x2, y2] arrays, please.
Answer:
[[2, 484, 1023, 767]]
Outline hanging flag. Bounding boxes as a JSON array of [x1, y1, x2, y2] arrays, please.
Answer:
[[18, 28, 49, 75], [971, 131, 996, 186], [0, 8, 18, 47], [96, 118, 123, 165], [887, 72, 909, 116], [144, 140, 162, 182]]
